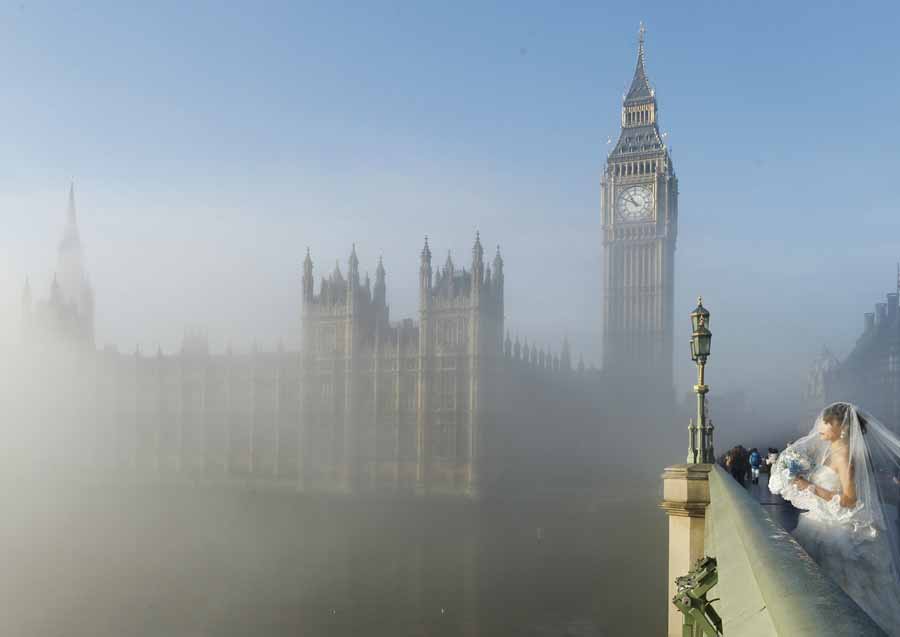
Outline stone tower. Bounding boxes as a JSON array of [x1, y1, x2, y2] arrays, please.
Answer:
[[22, 183, 95, 347], [601, 24, 677, 393]]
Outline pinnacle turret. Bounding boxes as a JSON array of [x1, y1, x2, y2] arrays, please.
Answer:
[[348, 244, 360, 285], [302, 248, 314, 303], [420, 237, 433, 303], [50, 273, 62, 304], [561, 336, 572, 372], [374, 255, 387, 308]]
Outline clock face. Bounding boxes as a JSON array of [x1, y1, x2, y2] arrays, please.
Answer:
[[616, 185, 654, 221]]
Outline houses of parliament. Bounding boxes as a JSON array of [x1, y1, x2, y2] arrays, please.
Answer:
[[11, 32, 678, 496], [16, 185, 601, 496]]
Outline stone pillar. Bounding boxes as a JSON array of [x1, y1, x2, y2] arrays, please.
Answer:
[[660, 463, 710, 637]]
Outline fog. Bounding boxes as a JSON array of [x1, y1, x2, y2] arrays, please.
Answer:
[[1, 3, 899, 635]]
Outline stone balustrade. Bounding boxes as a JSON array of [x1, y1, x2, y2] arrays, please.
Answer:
[[662, 463, 886, 636]]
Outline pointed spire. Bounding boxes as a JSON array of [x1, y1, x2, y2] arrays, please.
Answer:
[[58, 181, 83, 265], [60, 182, 81, 250], [373, 256, 386, 307], [68, 181, 77, 225], [332, 259, 343, 280], [348, 244, 360, 287], [302, 248, 314, 303], [445, 249, 454, 274], [50, 273, 62, 303], [493, 244, 504, 277], [420, 237, 432, 299], [625, 22, 653, 104], [638, 21, 645, 61], [472, 231, 484, 292]]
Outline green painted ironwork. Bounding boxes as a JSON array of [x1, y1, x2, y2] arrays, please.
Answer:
[[673, 555, 722, 637]]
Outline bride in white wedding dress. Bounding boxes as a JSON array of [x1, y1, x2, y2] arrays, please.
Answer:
[[769, 402, 900, 635]]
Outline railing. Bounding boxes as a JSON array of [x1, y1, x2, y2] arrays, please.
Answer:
[[702, 465, 885, 636]]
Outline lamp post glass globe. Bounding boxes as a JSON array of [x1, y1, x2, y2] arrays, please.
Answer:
[[690, 297, 710, 333], [693, 325, 711, 359]]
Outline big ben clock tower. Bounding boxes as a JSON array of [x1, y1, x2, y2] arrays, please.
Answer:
[[601, 24, 677, 393]]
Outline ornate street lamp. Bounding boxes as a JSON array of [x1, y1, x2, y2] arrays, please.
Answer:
[[687, 297, 714, 464]]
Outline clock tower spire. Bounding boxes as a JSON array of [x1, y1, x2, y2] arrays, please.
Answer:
[[601, 24, 678, 396]]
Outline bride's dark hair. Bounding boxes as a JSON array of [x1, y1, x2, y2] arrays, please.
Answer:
[[823, 402, 868, 434]]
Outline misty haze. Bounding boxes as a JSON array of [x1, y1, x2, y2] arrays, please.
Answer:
[[3, 4, 900, 637]]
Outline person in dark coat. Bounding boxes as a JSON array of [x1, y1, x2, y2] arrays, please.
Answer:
[[730, 446, 749, 487]]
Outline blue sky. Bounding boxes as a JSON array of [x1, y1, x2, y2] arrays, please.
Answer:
[[1, 1, 899, 404]]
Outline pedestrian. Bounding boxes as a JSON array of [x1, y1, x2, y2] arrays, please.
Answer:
[[765, 447, 778, 473], [722, 450, 734, 475], [749, 448, 762, 484], [729, 446, 748, 487]]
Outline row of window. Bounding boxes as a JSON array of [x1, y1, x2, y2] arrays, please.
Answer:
[[624, 107, 653, 126], [436, 318, 468, 348], [613, 160, 657, 177], [318, 372, 466, 410]]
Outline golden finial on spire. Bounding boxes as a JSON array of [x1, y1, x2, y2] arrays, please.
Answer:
[[638, 21, 645, 56]]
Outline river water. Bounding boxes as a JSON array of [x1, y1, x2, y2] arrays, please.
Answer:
[[0, 483, 666, 636]]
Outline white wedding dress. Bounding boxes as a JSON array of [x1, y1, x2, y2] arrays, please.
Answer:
[[781, 463, 900, 635]]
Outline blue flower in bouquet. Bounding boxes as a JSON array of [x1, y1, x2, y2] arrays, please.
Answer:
[[780, 449, 814, 478]]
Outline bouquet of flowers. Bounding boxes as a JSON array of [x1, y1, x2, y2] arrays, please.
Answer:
[[768, 447, 816, 497], [779, 448, 815, 478]]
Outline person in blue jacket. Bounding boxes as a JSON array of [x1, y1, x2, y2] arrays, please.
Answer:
[[749, 447, 762, 485]]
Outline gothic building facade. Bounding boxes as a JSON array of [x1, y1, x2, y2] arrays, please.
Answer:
[[601, 27, 678, 393], [16, 189, 598, 497], [819, 269, 900, 430]]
